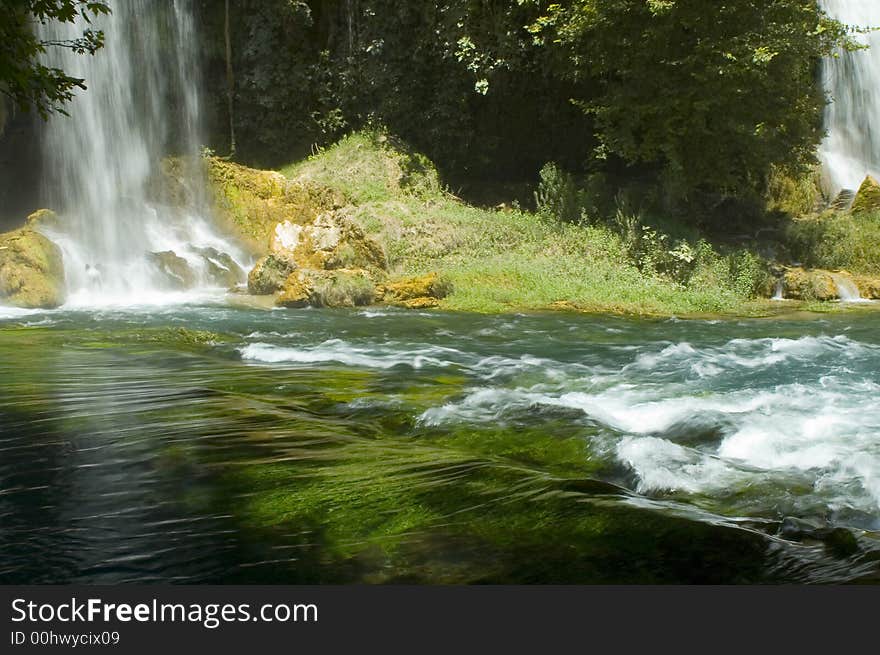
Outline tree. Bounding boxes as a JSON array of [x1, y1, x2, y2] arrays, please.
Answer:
[[224, 0, 236, 157], [520, 0, 855, 199], [0, 0, 110, 120]]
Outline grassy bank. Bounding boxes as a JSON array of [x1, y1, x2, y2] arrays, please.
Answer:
[[268, 132, 873, 315], [275, 131, 789, 316]]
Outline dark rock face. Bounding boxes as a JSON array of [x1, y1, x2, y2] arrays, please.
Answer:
[[195, 246, 246, 287], [247, 254, 297, 295]]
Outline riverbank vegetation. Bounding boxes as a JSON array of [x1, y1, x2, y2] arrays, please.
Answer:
[[3, 2, 880, 317], [193, 1, 880, 315], [269, 131, 777, 315]]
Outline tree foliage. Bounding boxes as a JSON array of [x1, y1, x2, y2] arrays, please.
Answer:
[[0, 0, 110, 119], [519, 0, 854, 197]]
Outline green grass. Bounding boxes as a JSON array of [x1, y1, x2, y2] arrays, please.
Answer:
[[281, 132, 441, 206], [276, 131, 794, 316]]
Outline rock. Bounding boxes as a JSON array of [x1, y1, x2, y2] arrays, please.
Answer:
[[205, 157, 343, 256], [854, 274, 880, 299], [307, 269, 377, 308], [149, 251, 197, 289], [782, 267, 838, 301], [778, 517, 822, 540], [398, 297, 440, 309], [549, 300, 580, 312], [819, 527, 860, 559], [276, 271, 313, 308], [274, 268, 378, 309], [194, 246, 245, 287], [850, 175, 880, 214], [0, 228, 66, 308], [829, 189, 855, 212], [384, 272, 451, 305], [247, 254, 296, 295], [777, 517, 859, 559], [383, 272, 451, 309], [270, 221, 305, 255], [26, 208, 61, 231], [307, 213, 343, 252], [269, 212, 386, 272]]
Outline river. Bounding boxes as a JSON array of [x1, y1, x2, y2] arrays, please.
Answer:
[[1, 303, 878, 583]]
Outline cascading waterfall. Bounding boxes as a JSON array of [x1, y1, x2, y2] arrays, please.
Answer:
[[819, 1, 880, 193], [771, 278, 785, 301], [831, 273, 865, 302], [36, 0, 247, 306]]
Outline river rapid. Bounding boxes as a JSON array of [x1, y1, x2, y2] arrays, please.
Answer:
[[1, 303, 879, 583]]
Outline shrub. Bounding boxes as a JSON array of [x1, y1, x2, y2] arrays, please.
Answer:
[[535, 162, 585, 223], [765, 166, 825, 217], [784, 211, 880, 274]]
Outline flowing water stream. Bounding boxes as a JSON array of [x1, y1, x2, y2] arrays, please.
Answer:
[[2, 2, 880, 584], [1, 306, 879, 583]]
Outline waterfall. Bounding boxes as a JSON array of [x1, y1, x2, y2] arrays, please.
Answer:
[[819, 1, 880, 193], [831, 273, 865, 302], [36, 0, 247, 306], [772, 279, 785, 301]]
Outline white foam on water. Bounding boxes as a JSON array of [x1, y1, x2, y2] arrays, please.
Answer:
[[239, 340, 465, 370], [415, 331, 880, 512], [626, 335, 872, 379], [36, 0, 248, 307], [0, 305, 46, 321], [616, 437, 748, 495]]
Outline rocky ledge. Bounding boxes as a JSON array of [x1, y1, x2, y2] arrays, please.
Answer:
[[776, 266, 880, 301]]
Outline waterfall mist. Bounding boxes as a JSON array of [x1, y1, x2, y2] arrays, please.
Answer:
[[36, 0, 247, 306]]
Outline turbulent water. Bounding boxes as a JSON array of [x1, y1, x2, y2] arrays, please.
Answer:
[[36, 0, 247, 306], [3, 0, 878, 585], [820, 0, 880, 192], [1, 306, 878, 583]]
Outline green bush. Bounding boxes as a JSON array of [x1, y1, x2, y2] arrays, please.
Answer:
[[535, 163, 586, 223], [608, 205, 770, 296], [785, 211, 880, 274], [765, 166, 825, 217]]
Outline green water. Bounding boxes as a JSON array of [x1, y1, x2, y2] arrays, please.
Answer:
[[1, 303, 879, 583]]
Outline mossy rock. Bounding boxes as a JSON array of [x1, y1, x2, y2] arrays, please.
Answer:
[[854, 274, 880, 299], [276, 271, 313, 308], [274, 268, 377, 309], [398, 297, 440, 309], [307, 269, 377, 308], [270, 212, 387, 273], [0, 228, 66, 308], [850, 175, 880, 215], [248, 254, 297, 295], [384, 272, 451, 302], [26, 208, 61, 231], [205, 157, 343, 256], [782, 267, 838, 301], [149, 251, 197, 289]]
